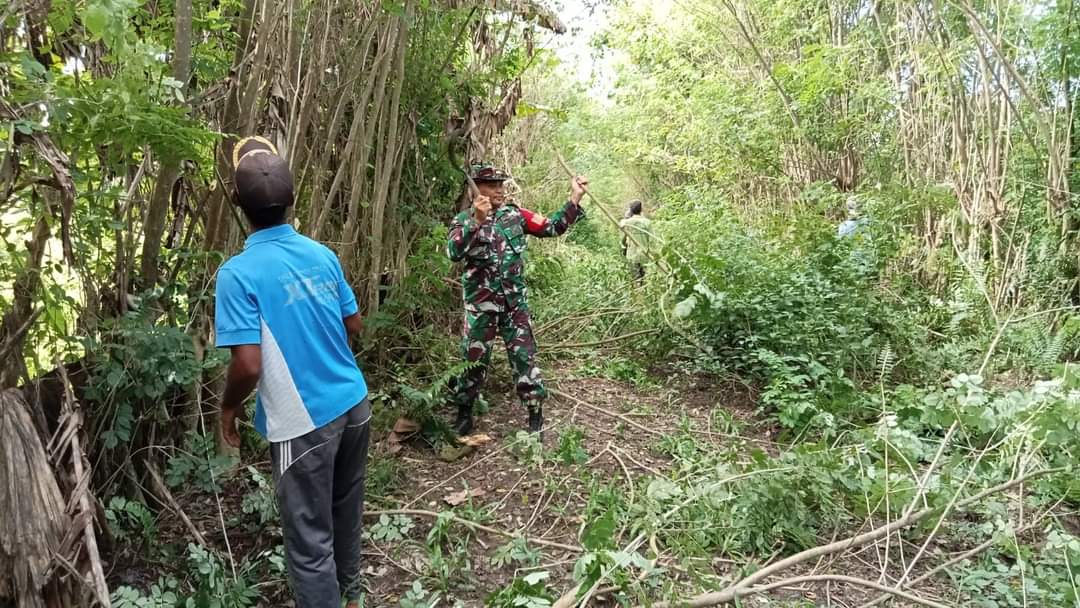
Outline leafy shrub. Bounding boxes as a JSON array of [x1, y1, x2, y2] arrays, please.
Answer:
[[240, 466, 277, 525], [552, 426, 589, 466], [105, 496, 157, 544], [486, 571, 554, 608], [84, 312, 206, 451], [166, 430, 234, 493], [661, 186, 932, 430]]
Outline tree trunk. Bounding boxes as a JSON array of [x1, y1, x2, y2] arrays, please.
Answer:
[[139, 0, 194, 289]]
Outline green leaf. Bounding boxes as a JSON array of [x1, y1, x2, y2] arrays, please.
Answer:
[[581, 508, 616, 551], [522, 570, 549, 586], [82, 4, 110, 39]]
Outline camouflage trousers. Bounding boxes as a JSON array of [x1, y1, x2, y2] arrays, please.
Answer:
[[450, 306, 546, 412]]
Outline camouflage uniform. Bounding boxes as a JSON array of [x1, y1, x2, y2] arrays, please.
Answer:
[[447, 199, 585, 418]]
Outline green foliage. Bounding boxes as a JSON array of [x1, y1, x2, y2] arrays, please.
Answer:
[[105, 496, 157, 544], [571, 549, 661, 605], [957, 530, 1080, 607], [240, 466, 277, 526], [509, 430, 545, 467], [186, 544, 261, 608], [85, 314, 204, 451], [552, 426, 589, 466], [491, 537, 541, 569], [422, 510, 474, 593], [575, 356, 653, 387], [112, 578, 182, 608], [366, 454, 401, 498], [111, 545, 266, 608], [165, 430, 234, 493], [367, 513, 416, 543], [485, 571, 554, 608], [399, 581, 440, 608]]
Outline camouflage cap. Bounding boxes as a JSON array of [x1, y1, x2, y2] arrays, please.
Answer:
[[469, 163, 511, 183]]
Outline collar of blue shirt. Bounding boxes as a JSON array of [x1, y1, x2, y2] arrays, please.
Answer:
[[245, 224, 297, 248]]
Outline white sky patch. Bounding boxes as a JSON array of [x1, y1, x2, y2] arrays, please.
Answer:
[[543, 0, 677, 103], [544, 0, 618, 102]]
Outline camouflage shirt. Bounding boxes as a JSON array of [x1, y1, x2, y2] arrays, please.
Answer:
[[447, 200, 585, 313]]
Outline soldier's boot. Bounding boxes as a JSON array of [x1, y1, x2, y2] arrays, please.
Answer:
[[526, 402, 544, 438], [454, 403, 474, 436]]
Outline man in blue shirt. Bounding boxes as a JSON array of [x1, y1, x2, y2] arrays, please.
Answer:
[[215, 136, 370, 608]]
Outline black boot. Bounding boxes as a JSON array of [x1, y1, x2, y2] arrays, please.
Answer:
[[527, 406, 544, 436], [454, 404, 474, 436]]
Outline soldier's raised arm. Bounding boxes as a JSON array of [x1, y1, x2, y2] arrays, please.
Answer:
[[447, 194, 491, 261], [522, 176, 589, 238]]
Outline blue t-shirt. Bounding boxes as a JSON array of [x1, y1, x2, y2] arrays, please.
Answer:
[[214, 224, 368, 441]]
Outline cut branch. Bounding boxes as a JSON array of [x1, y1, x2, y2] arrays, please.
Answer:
[[638, 468, 1061, 608]]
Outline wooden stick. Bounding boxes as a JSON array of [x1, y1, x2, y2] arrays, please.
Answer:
[[146, 462, 209, 547], [549, 389, 662, 437], [736, 574, 950, 608], [640, 468, 1061, 608], [554, 152, 673, 276], [546, 329, 659, 351], [59, 366, 111, 608], [366, 508, 581, 553]]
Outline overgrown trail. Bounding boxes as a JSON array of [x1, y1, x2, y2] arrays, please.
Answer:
[[364, 361, 765, 604], [6, 0, 1080, 604], [109, 356, 972, 607]]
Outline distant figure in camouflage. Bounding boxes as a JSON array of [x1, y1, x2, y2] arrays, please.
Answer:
[[447, 164, 589, 436], [619, 199, 652, 283]]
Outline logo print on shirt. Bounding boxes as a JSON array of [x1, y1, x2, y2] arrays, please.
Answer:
[[280, 269, 337, 306]]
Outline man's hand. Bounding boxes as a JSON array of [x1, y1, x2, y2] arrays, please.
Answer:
[[473, 194, 492, 223], [221, 403, 245, 448], [570, 176, 589, 205]]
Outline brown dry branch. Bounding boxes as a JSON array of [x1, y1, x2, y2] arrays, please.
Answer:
[[549, 389, 662, 437], [58, 365, 111, 607], [545, 329, 660, 351], [145, 462, 208, 548], [639, 468, 1060, 608], [858, 516, 1051, 608], [733, 574, 950, 608]]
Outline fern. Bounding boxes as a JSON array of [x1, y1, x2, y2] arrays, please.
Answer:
[[876, 343, 897, 383], [1039, 325, 1067, 372]]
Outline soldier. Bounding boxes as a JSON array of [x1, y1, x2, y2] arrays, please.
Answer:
[[619, 199, 653, 283], [447, 164, 588, 436]]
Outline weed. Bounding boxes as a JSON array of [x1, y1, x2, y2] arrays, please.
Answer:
[[165, 430, 234, 493], [491, 537, 541, 568], [105, 496, 157, 545], [552, 426, 589, 465], [367, 514, 416, 543], [240, 466, 277, 526], [486, 571, 555, 608], [399, 580, 440, 608]]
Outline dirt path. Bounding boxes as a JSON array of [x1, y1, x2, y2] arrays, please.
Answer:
[[356, 360, 767, 606]]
